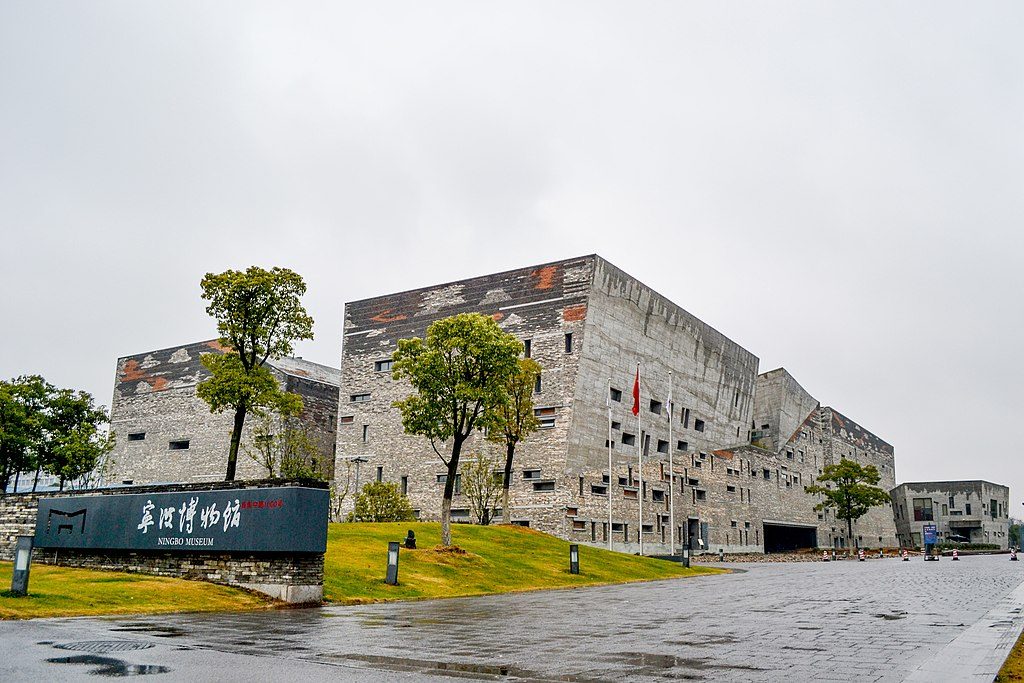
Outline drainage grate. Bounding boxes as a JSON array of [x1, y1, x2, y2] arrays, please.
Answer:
[[54, 641, 155, 653]]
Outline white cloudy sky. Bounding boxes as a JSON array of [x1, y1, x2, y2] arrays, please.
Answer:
[[2, 2, 1022, 507]]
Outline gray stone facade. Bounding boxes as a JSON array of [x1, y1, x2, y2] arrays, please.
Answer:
[[335, 255, 898, 554], [106, 340, 339, 485], [891, 480, 1011, 549], [0, 479, 327, 603]]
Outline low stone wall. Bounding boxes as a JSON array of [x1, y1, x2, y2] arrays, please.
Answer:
[[0, 479, 327, 604]]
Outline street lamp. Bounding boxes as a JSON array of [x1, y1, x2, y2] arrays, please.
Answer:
[[569, 544, 579, 574], [386, 541, 400, 585], [352, 456, 368, 492]]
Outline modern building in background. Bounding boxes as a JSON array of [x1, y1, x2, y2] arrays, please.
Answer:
[[334, 255, 898, 554], [891, 481, 1011, 549], [105, 340, 340, 485]]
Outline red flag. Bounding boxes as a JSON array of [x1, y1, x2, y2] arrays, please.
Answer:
[[631, 366, 640, 416]]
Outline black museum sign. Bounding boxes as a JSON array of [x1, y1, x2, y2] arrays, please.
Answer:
[[34, 486, 328, 554]]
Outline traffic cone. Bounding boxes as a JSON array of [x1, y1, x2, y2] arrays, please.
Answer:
[[952, 549, 959, 561], [1012, 549, 1018, 561], [858, 548, 865, 562], [902, 549, 909, 561], [822, 550, 829, 562]]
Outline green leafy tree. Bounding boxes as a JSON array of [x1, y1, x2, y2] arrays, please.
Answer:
[[197, 266, 314, 481], [392, 313, 522, 546], [0, 379, 34, 492], [462, 452, 503, 525], [804, 459, 891, 550], [486, 358, 541, 524], [349, 481, 415, 522], [246, 410, 329, 480]]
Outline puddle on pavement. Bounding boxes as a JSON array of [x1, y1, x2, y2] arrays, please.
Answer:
[[606, 652, 764, 674], [46, 654, 170, 677], [110, 623, 187, 638], [326, 653, 609, 682], [873, 612, 907, 620]]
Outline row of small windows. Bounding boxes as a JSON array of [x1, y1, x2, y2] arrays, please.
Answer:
[[608, 389, 706, 432], [126, 432, 190, 450], [339, 407, 559, 440]]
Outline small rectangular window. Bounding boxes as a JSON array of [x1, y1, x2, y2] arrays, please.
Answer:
[[611, 421, 621, 430], [611, 522, 624, 532], [591, 483, 608, 495], [621, 433, 636, 446], [623, 488, 638, 499], [651, 489, 665, 502], [649, 399, 662, 415], [695, 489, 706, 501], [350, 393, 371, 402], [763, 468, 771, 480], [523, 339, 531, 357], [339, 415, 355, 424], [436, 474, 447, 483], [522, 469, 541, 480], [534, 375, 542, 394], [657, 440, 669, 454], [682, 408, 690, 428], [727, 485, 736, 493], [610, 388, 622, 402], [579, 476, 584, 495], [564, 333, 573, 353], [362, 425, 369, 443], [694, 418, 705, 432], [401, 476, 408, 495], [374, 360, 393, 372], [127, 432, 146, 441], [532, 480, 555, 492], [687, 477, 698, 486], [534, 406, 556, 416], [677, 440, 688, 451], [539, 417, 556, 429], [376, 466, 383, 482], [169, 439, 190, 450], [605, 439, 615, 449], [572, 519, 587, 531]]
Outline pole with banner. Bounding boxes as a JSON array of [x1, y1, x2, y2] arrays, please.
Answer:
[[607, 377, 613, 551], [668, 371, 674, 556], [632, 363, 642, 556]]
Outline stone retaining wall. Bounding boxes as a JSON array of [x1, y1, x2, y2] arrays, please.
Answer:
[[0, 479, 327, 603]]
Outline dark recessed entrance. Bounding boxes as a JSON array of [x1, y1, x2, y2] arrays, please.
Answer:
[[763, 523, 817, 553]]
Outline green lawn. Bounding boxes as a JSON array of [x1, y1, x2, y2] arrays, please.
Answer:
[[323, 522, 720, 603], [0, 562, 274, 619]]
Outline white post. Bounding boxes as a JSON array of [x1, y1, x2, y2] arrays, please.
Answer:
[[607, 377, 613, 551], [668, 371, 674, 556], [637, 362, 643, 556]]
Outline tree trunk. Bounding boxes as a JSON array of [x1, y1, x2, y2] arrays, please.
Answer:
[[59, 476, 65, 492], [32, 465, 41, 492], [847, 517, 855, 553], [0, 462, 9, 493], [226, 404, 247, 481], [13, 470, 20, 493], [502, 441, 515, 525], [440, 436, 466, 546]]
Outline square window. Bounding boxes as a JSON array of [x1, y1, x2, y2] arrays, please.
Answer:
[[677, 440, 688, 451], [621, 433, 636, 446], [695, 489, 706, 501], [657, 440, 669, 454], [610, 388, 622, 402], [694, 419, 705, 432], [649, 399, 662, 415], [611, 421, 621, 430]]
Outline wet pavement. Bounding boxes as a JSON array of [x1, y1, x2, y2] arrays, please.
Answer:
[[3, 554, 1024, 681]]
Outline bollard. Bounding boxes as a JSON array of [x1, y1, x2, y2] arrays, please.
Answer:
[[10, 536, 34, 597], [902, 549, 909, 561], [879, 549, 883, 559], [831, 549, 837, 562], [569, 544, 580, 575], [822, 550, 829, 562], [682, 547, 690, 569], [952, 549, 959, 561], [858, 549, 865, 562], [385, 541, 400, 585], [1012, 549, 1018, 562], [719, 549, 724, 562]]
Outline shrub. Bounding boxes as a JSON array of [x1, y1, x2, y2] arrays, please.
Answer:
[[349, 481, 415, 522]]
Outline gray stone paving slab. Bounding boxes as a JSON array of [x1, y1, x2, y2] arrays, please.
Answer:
[[2, 554, 1024, 681]]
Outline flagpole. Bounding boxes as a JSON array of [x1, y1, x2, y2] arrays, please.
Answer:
[[607, 377, 613, 551], [636, 362, 643, 556], [668, 370, 674, 556]]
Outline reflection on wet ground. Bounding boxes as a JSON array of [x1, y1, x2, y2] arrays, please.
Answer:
[[46, 654, 170, 677]]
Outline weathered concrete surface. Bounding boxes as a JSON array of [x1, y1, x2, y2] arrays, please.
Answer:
[[3, 554, 1023, 681]]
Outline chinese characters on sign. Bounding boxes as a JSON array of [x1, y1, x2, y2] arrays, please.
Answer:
[[138, 496, 243, 536]]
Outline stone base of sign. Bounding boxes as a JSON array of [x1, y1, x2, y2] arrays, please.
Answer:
[[0, 479, 328, 604]]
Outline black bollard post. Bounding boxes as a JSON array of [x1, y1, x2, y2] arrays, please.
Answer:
[[386, 541, 400, 585], [569, 544, 579, 574], [10, 536, 34, 597]]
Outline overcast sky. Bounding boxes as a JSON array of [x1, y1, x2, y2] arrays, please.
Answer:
[[2, 2, 1022, 508]]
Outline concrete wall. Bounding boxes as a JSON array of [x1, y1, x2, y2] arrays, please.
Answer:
[[0, 479, 326, 603], [892, 480, 1010, 549]]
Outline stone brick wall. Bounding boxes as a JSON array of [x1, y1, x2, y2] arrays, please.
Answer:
[[105, 341, 339, 486], [0, 479, 327, 603]]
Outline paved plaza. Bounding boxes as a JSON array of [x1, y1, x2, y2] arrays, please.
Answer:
[[3, 555, 1024, 681]]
